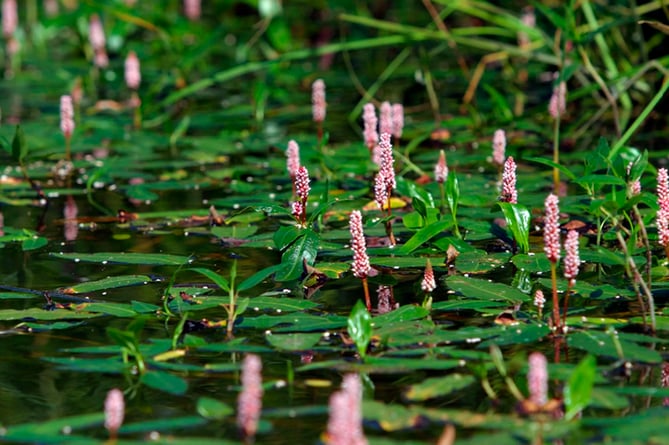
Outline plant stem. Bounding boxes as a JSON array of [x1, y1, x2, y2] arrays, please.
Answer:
[[550, 261, 561, 332], [552, 113, 561, 194], [362, 277, 371, 311]]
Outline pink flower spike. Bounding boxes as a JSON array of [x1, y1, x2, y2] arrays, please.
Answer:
[[2, 0, 17, 38], [421, 259, 436, 293], [548, 80, 567, 119], [326, 374, 367, 445], [349, 211, 370, 279], [563, 230, 580, 284], [286, 140, 300, 177], [376, 285, 396, 314], [124, 51, 141, 90], [60, 95, 75, 139], [295, 166, 310, 202], [291, 201, 303, 220], [517, 7, 535, 48], [435, 150, 448, 184], [44, 0, 59, 16], [492, 129, 506, 166], [89, 14, 106, 51], [104, 388, 125, 437], [378, 133, 395, 191], [501, 156, 518, 204], [379, 101, 393, 137], [374, 170, 388, 211], [392, 103, 404, 140], [527, 352, 548, 406], [658, 168, 669, 213], [543, 194, 561, 263], [237, 354, 263, 440], [363, 103, 378, 151], [184, 0, 201, 20], [658, 209, 669, 247], [533, 289, 545, 309], [312, 79, 326, 123]]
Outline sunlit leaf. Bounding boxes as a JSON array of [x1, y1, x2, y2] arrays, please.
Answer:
[[564, 355, 596, 420], [141, 370, 189, 395], [405, 373, 476, 401], [50, 252, 192, 265], [348, 300, 372, 358], [265, 332, 322, 351]]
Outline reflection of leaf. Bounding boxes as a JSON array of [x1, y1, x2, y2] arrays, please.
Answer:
[[405, 374, 476, 401]]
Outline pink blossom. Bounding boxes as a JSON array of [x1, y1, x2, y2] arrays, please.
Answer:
[[184, 0, 201, 20], [563, 230, 580, 283], [89, 14, 106, 51], [378, 133, 395, 191], [326, 374, 367, 445], [379, 101, 392, 137], [44, 0, 59, 16], [362, 103, 378, 151], [2, 0, 17, 38], [492, 129, 506, 166], [501, 156, 518, 204], [527, 352, 548, 406], [548, 81, 567, 119], [60, 95, 75, 138], [658, 209, 669, 247], [533, 289, 545, 309], [312, 79, 326, 123], [421, 259, 436, 293], [658, 168, 669, 213], [627, 162, 641, 197], [286, 140, 300, 177], [104, 388, 125, 437], [435, 150, 448, 184], [291, 201, 303, 220], [237, 354, 263, 440], [392, 103, 404, 140], [295, 166, 310, 202], [349, 210, 370, 279], [64, 196, 78, 242], [543, 194, 561, 263], [374, 170, 388, 210], [517, 7, 535, 48], [124, 51, 141, 90]]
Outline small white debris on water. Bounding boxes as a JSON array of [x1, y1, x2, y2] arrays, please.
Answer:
[[275, 380, 287, 388], [253, 307, 259, 312], [464, 273, 470, 277], [246, 176, 254, 183], [149, 431, 160, 440], [269, 193, 276, 199], [615, 295, 621, 299], [102, 260, 108, 265], [393, 266, 400, 270], [581, 316, 588, 322], [458, 360, 466, 367], [466, 337, 481, 344], [478, 166, 485, 173], [184, 231, 189, 236], [202, 199, 209, 205], [322, 331, 330, 339], [233, 203, 240, 209], [537, 271, 543, 275], [276, 309, 282, 313], [188, 258, 194, 264], [265, 330, 272, 335], [61, 426, 72, 435], [74, 258, 80, 263], [108, 184, 117, 191], [102, 292, 107, 296], [282, 289, 291, 294]]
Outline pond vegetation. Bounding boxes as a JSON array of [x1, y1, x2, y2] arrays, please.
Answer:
[[2, 0, 669, 444]]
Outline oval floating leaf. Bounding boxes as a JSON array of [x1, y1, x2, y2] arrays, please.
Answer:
[[445, 275, 530, 304], [141, 370, 188, 395], [405, 373, 476, 401], [265, 332, 322, 351], [63, 275, 154, 294], [50, 252, 192, 265]]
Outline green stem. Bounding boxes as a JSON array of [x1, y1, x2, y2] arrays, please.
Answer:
[[550, 261, 560, 332]]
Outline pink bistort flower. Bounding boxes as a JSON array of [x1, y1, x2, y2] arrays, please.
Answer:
[[658, 168, 669, 213], [527, 352, 548, 406], [543, 194, 560, 263], [392, 103, 404, 141], [124, 51, 141, 90], [435, 150, 448, 184], [60, 95, 75, 139], [492, 129, 506, 166], [548, 80, 567, 119], [563, 230, 580, 284], [421, 259, 436, 293], [104, 388, 125, 438], [349, 211, 370, 279], [363, 103, 378, 152], [184, 0, 201, 20], [501, 156, 518, 204], [312, 79, 326, 123], [89, 14, 108, 67], [326, 374, 367, 445], [237, 354, 263, 440], [286, 140, 301, 178], [2, 0, 17, 38], [379, 101, 393, 137]]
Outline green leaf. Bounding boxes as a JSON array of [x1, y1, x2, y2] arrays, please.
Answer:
[[50, 252, 192, 265], [275, 229, 319, 281], [238, 264, 283, 292], [187, 267, 231, 293], [141, 370, 188, 395], [574, 174, 626, 187], [265, 332, 322, 351], [196, 397, 233, 420], [11, 125, 27, 163], [0, 308, 101, 321], [564, 355, 597, 420], [404, 374, 476, 401], [497, 202, 530, 253], [525, 156, 576, 181], [445, 275, 530, 304], [63, 275, 154, 293], [399, 219, 451, 254], [347, 300, 372, 358], [273, 225, 301, 249], [21, 236, 47, 251]]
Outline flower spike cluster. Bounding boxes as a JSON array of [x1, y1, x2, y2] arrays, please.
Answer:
[[563, 230, 580, 284], [292, 165, 310, 225], [527, 352, 548, 407], [104, 388, 125, 439], [548, 81, 567, 119], [349, 211, 370, 279], [657, 168, 669, 250], [435, 150, 448, 184], [363, 103, 378, 152], [89, 14, 108, 68], [421, 259, 436, 293], [124, 51, 141, 90], [60, 95, 75, 139], [501, 156, 518, 204], [392, 103, 404, 141], [286, 140, 301, 179], [379, 101, 393, 136], [312, 79, 326, 123]]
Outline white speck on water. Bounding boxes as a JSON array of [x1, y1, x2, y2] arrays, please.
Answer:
[[528, 252, 535, 256], [393, 266, 400, 270], [188, 258, 194, 264], [275, 380, 286, 388], [265, 330, 272, 335], [466, 337, 481, 344], [536, 271, 543, 275], [74, 258, 80, 263], [253, 307, 259, 311], [149, 431, 160, 440], [464, 273, 470, 277], [269, 193, 276, 199], [102, 260, 108, 265], [322, 331, 330, 339], [184, 231, 189, 236], [282, 289, 291, 294], [61, 426, 72, 435], [102, 292, 107, 296], [233, 204, 240, 209], [458, 360, 466, 366], [246, 176, 254, 183], [202, 199, 209, 205], [276, 309, 282, 313]]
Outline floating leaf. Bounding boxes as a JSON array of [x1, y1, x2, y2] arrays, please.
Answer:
[[405, 373, 476, 401], [63, 275, 154, 294], [265, 332, 322, 351], [50, 252, 192, 265], [196, 397, 233, 420], [399, 220, 451, 254], [141, 370, 189, 395], [445, 276, 530, 304], [0, 308, 101, 321]]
